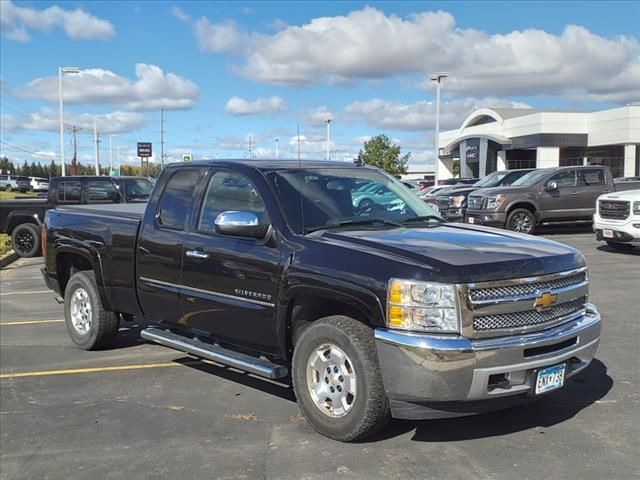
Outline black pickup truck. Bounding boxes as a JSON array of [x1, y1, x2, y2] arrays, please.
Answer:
[[0, 176, 152, 257], [42, 160, 601, 441]]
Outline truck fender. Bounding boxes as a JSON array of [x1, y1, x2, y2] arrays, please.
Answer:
[[4, 211, 42, 234], [505, 199, 540, 219]]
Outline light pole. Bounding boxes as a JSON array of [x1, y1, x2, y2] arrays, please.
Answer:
[[326, 119, 332, 160], [430, 72, 448, 185], [58, 66, 80, 176], [275, 137, 279, 159], [109, 134, 118, 175]]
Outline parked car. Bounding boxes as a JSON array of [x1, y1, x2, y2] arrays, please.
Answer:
[[419, 184, 460, 208], [351, 182, 397, 210], [438, 177, 478, 186], [29, 177, 49, 192], [613, 176, 640, 183], [593, 189, 640, 250], [436, 169, 534, 221], [0, 176, 153, 257], [0, 175, 31, 193], [465, 166, 639, 234], [42, 159, 601, 442]]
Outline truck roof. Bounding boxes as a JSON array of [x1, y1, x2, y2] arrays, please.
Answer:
[[165, 159, 364, 171]]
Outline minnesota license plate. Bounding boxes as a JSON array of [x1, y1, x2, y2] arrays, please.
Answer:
[[467, 217, 475, 224], [535, 363, 566, 395], [603, 229, 614, 238]]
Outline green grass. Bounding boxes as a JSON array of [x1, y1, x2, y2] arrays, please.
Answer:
[[0, 191, 37, 200], [0, 233, 11, 256]]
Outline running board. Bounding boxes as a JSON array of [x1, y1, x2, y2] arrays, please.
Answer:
[[140, 328, 288, 379]]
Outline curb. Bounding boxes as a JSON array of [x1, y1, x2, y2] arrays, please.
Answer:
[[0, 250, 18, 269]]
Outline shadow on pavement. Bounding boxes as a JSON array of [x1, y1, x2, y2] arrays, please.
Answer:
[[367, 359, 612, 443], [534, 223, 594, 236], [596, 244, 639, 256]]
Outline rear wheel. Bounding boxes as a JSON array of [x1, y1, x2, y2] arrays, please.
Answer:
[[292, 315, 390, 442], [11, 223, 40, 258], [506, 208, 536, 234], [64, 271, 120, 350]]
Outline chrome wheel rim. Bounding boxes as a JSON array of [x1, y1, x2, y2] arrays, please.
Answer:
[[306, 343, 357, 418], [14, 229, 35, 254], [511, 213, 533, 233], [70, 288, 92, 335]]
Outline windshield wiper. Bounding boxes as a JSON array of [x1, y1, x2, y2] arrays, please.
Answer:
[[400, 215, 444, 225], [305, 218, 403, 234]]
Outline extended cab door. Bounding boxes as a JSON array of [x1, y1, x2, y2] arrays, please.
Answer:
[[136, 167, 205, 326], [577, 168, 611, 218], [180, 168, 281, 354]]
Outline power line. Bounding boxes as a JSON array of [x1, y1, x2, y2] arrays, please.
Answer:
[[0, 140, 58, 158]]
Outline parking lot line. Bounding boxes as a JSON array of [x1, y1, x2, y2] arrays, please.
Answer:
[[0, 290, 53, 296], [0, 319, 65, 326], [0, 360, 202, 379]]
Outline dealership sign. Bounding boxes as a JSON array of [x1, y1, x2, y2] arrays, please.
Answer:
[[137, 142, 152, 158]]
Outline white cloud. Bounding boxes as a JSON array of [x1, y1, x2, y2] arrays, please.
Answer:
[[2, 108, 148, 134], [170, 6, 190, 23], [0, 0, 115, 41], [345, 97, 531, 131], [195, 7, 639, 104], [303, 106, 334, 126], [20, 64, 199, 111], [224, 96, 286, 115]]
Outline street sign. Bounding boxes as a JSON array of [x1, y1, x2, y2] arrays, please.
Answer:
[[182, 154, 192, 162], [137, 142, 152, 158]]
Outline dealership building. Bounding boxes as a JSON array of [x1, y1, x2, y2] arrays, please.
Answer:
[[437, 105, 640, 180]]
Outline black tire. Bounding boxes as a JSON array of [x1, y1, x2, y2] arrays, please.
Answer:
[[506, 208, 536, 234], [606, 241, 634, 251], [64, 271, 120, 350], [292, 315, 390, 442], [10, 223, 40, 258]]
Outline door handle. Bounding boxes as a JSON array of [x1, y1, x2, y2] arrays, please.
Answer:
[[186, 249, 209, 259], [138, 245, 151, 255], [570, 191, 579, 196]]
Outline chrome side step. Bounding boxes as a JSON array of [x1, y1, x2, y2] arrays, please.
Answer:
[[141, 328, 288, 379]]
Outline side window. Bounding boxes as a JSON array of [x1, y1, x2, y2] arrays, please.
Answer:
[[158, 169, 201, 230], [87, 180, 120, 203], [579, 169, 605, 186], [57, 181, 82, 203], [197, 171, 265, 232], [550, 170, 576, 188], [0, 175, 7, 181]]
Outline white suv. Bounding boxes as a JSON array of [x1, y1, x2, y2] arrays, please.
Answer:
[[593, 189, 640, 250], [29, 177, 49, 192]]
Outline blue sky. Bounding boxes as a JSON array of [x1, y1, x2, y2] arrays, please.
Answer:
[[1, 1, 638, 169]]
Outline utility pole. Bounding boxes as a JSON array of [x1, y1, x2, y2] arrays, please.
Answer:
[[248, 135, 253, 159], [430, 72, 448, 185], [116, 145, 121, 175], [67, 126, 81, 176], [275, 137, 279, 159], [93, 116, 100, 175], [160, 109, 166, 169], [326, 119, 332, 160]]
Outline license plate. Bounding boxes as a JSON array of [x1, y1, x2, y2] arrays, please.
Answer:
[[535, 363, 566, 395], [467, 217, 475, 224], [603, 229, 613, 238]]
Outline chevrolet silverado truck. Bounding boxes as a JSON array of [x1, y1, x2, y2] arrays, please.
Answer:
[[593, 189, 640, 250], [0, 176, 153, 257], [42, 160, 601, 441], [465, 165, 639, 234], [436, 169, 533, 221]]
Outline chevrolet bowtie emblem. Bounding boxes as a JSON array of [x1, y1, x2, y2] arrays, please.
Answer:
[[533, 292, 557, 311]]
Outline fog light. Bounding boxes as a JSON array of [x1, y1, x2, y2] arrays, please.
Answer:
[[633, 223, 640, 229]]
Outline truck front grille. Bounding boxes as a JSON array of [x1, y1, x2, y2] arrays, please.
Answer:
[[473, 297, 587, 331], [468, 196, 483, 209], [599, 200, 630, 220], [436, 196, 450, 208], [469, 271, 587, 302]]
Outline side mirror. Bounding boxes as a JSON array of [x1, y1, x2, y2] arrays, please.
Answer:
[[214, 211, 269, 239], [545, 180, 558, 191]]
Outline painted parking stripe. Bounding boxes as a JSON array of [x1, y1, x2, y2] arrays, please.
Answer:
[[0, 360, 202, 379], [0, 319, 65, 326], [0, 290, 53, 296]]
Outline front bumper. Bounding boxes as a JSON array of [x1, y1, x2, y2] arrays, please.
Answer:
[[464, 209, 507, 227], [437, 206, 465, 222], [374, 305, 601, 419], [593, 214, 640, 244]]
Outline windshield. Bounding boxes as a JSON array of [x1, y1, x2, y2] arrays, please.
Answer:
[[122, 178, 153, 201], [511, 170, 550, 186], [267, 168, 439, 234], [473, 171, 507, 188]]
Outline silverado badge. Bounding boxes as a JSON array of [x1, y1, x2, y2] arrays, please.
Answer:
[[533, 292, 557, 311]]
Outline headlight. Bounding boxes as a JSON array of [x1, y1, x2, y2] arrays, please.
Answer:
[[450, 195, 466, 208], [387, 279, 459, 333], [633, 201, 640, 215], [484, 194, 505, 209]]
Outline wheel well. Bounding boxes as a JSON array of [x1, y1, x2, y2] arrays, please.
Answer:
[[286, 294, 370, 357], [508, 202, 538, 218], [8, 217, 38, 234], [56, 253, 93, 295]]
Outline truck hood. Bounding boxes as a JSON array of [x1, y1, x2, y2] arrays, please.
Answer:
[[437, 186, 479, 197], [318, 223, 584, 283], [599, 189, 640, 201], [469, 186, 532, 197]]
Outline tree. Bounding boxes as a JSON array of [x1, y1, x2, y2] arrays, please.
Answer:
[[357, 135, 410, 177]]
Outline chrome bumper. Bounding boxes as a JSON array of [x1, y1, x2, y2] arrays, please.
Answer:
[[374, 304, 601, 417]]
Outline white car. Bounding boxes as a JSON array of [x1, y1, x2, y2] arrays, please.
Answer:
[[593, 189, 640, 250], [29, 177, 49, 192]]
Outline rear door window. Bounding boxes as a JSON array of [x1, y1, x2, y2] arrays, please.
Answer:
[[158, 170, 201, 230], [87, 180, 120, 203], [579, 169, 605, 186], [57, 181, 82, 203], [550, 170, 576, 188]]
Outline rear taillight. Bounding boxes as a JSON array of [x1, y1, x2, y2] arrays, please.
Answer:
[[41, 223, 46, 257]]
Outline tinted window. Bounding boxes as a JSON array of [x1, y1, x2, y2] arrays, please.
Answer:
[[0, 176, 7, 181], [87, 180, 120, 203], [550, 170, 576, 188], [122, 178, 153, 202], [158, 170, 200, 230], [198, 172, 265, 232], [57, 181, 82, 203], [580, 169, 605, 186]]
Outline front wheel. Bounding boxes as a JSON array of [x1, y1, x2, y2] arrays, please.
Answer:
[[11, 223, 40, 258], [292, 315, 390, 442], [506, 208, 536, 234]]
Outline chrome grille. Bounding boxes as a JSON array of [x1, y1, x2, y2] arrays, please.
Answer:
[[436, 196, 450, 208], [474, 297, 586, 331], [468, 196, 483, 209], [599, 200, 629, 220], [469, 271, 587, 302]]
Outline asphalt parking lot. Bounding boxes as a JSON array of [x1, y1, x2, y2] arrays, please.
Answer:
[[1, 231, 638, 480]]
